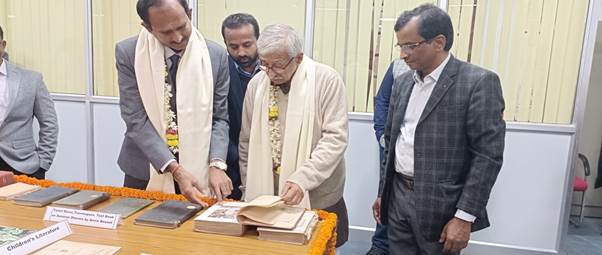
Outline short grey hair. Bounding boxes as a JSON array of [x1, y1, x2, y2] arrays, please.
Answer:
[[257, 24, 303, 58]]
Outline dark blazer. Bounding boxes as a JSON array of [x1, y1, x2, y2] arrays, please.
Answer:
[[379, 55, 506, 241], [225, 57, 251, 199]]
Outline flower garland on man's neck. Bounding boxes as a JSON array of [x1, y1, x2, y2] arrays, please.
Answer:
[[164, 66, 179, 154], [268, 85, 283, 175], [13, 175, 337, 255]]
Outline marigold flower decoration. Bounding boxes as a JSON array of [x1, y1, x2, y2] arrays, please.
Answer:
[[14, 175, 337, 254], [308, 210, 338, 255], [13, 175, 215, 205]]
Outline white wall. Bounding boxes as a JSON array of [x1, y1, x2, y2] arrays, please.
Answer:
[[92, 103, 125, 187], [44, 101, 88, 183], [464, 128, 574, 254], [343, 115, 380, 229], [572, 20, 602, 217]]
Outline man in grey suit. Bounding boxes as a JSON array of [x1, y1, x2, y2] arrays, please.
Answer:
[[115, 0, 232, 204], [376, 4, 505, 254], [0, 25, 58, 179]]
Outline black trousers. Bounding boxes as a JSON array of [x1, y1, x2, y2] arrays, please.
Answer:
[[387, 173, 458, 255], [0, 157, 45, 179], [322, 197, 349, 248], [123, 174, 181, 194]]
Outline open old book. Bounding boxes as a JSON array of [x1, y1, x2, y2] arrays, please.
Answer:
[[194, 195, 306, 236], [236, 195, 305, 230]]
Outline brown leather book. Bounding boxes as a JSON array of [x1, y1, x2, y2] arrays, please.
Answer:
[[0, 171, 15, 188]]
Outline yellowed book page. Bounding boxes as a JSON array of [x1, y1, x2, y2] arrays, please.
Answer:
[[247, 195, 282, 207], [238, 206, 305, 229], [237, 196, 305, 228]]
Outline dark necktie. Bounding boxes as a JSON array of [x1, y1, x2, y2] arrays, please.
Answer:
[[168, 54, 181, 115], [167, 54, 182, 193]]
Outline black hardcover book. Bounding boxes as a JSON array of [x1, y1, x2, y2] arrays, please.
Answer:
[[134, 200, 203, 229]]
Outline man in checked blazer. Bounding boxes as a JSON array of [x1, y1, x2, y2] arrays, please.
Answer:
[[375, 4, 505, 255], [0, 25, 58, 179]]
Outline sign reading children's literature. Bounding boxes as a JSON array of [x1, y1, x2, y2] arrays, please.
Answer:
[[0, 221, 72, 255], [43, 206, 120, 230]]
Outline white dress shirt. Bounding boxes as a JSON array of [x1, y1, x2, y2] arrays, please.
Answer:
[[394, 54, 450, 177], [0, 60, 9, 126], [394, 54, 476, 223]]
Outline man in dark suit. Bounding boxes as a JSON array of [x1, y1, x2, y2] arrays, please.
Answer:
[[220, 13, 261, 200], [376, 4, 505, 254], [115, 0, 232, 204], [0, 25, 58, 179]]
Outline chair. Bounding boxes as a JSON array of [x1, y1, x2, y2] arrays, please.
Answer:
[[571, 153, 590, 226]]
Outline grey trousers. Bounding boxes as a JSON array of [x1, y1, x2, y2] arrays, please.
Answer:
[[387, 173, 459, 255]]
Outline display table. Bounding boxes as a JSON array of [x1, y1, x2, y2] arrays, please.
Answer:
[[0, 176, 336, 255], [0, 197, 327, 254]]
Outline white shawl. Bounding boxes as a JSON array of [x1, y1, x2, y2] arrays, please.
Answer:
[[245, 56, 316, 209], [134, 28, 213, 194]]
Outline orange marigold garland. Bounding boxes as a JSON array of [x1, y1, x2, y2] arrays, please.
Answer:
[[308, 210, 337, 255], [14, 175, 216, 205], [14, 175, 337, 254]]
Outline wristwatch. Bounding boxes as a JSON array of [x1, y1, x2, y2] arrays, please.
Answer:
[[209, 160, 228, 171]]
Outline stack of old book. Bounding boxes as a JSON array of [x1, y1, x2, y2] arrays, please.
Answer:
[[257, 210, 318, 245], [194, 196, 319, 245]]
